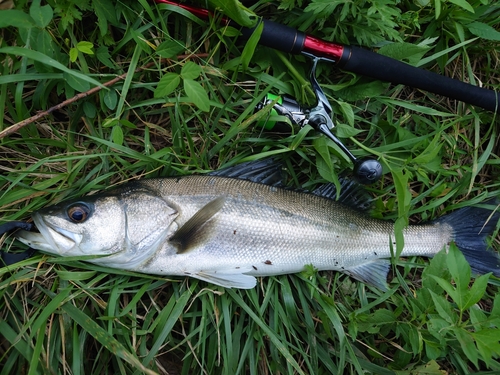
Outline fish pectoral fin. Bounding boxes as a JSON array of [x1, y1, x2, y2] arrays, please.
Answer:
[[191, 268, 257, 289], [344, 259, 390, 291], [170, 196, 226, 254]]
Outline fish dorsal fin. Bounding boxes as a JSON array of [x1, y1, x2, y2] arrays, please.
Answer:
[[209, 159, 283, 186], [192, 268, 257, 289], [312, 179, 372, 211], [170, 196, 226, 254]]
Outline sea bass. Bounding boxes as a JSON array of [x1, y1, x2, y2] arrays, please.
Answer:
[[16, 160, 500, 289]]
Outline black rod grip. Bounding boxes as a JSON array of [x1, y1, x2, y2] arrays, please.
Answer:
[[240, 19, 306, 54], [339, 46, 499, 113]]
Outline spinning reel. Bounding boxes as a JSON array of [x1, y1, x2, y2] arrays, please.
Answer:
[[257, 56, 383, 185]]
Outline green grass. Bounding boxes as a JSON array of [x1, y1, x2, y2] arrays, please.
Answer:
[[1, 0, 500, 373]]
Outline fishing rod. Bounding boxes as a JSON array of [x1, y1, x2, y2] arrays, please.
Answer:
[[154, 0, 499, 185], [154, 0, 499, 114]]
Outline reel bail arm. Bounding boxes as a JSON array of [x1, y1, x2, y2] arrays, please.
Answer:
[[260, 55, 383, 184]]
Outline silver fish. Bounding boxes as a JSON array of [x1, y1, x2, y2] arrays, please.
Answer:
[[16, 160, 500, 289]]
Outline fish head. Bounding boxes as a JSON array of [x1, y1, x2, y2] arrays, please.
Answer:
[[17, 195, 127, 257], [16, 187, 179, 266]]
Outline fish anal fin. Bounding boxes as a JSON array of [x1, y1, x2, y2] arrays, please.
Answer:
[[344, 259, 390, 291], [190, 268, 257, 289], [170, 196, 226, 254]]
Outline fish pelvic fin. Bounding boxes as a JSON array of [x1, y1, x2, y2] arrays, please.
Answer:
[[345, 259, 390, 291], [191, 268, 257, 289], [170, 196, 226, 254], [436, 199, 500, 277]]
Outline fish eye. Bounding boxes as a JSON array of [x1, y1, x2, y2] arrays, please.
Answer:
[[67, 203, 91, 223]]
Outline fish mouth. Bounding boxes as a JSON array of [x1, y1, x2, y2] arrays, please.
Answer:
[[16, 212, 82, 255]]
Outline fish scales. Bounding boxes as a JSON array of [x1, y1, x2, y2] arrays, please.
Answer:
[[15, 160, 500, 289], [137, 176, 450, 276]]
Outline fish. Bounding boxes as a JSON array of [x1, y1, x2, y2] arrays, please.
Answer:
[[15, 159, 500, 289]]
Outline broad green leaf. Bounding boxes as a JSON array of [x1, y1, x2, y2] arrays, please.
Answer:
[[472, 329, 500, 366], [492, 294, 500, 317], [156, 40, 185, 58], [83, 101, 96, 118], [406, 360, 447, 375], [378, 42, 430, 65], [422, 249, 451, 293], [207, 0, 257, 27], [371, 309, 396, 325], [337, 101, 354, 127], [181, 61, 202, 80], [29, 0, 53, 29], [93, 0, 118, 36], [314, 147, 341, 189], [469, 305, 487, 329], [453, 327, 478, 368], [0, 47, 104, 88], [335, 123, 362, 138], [154, 72, 181, 98], [103, 89, 118, 110], [427, 317, 449, 342], [64, 71, 90, 92], [435, 0, 441, 18], [447, 0, 474, 13], [446, 244, 470, 295], [412, 134, 442, 165], [429, 290, 455, 324], [69, 48, 78, 63], [336, 80, 389, 101], [77, 41, 94, 55], [36, 29, 55, 58], [424, 339, 443, 360], [0, 10, 35, 28], [313, 136, 333, 170], [102, 118, 119, 128], [466, 21, 500, 41], [217, 25, 241, 37], [119, 119, 137, 129], [408, 325, 422, 355], [184, 78, 210, 112], [96, 46, 115, 68], [429, 275, 459, 307], [462, 273, 490, 311], [112, 125, 124, 145]]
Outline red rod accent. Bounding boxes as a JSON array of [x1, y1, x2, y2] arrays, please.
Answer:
[[303, 36, 344, 62]]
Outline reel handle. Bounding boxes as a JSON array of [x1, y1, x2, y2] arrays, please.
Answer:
[[257, 94, 383, 184]]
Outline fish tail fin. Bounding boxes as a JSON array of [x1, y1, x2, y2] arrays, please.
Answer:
[[436, 200, 500, 277]]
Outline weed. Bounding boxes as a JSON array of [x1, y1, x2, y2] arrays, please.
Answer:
[[0, 0, 499, 373]]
